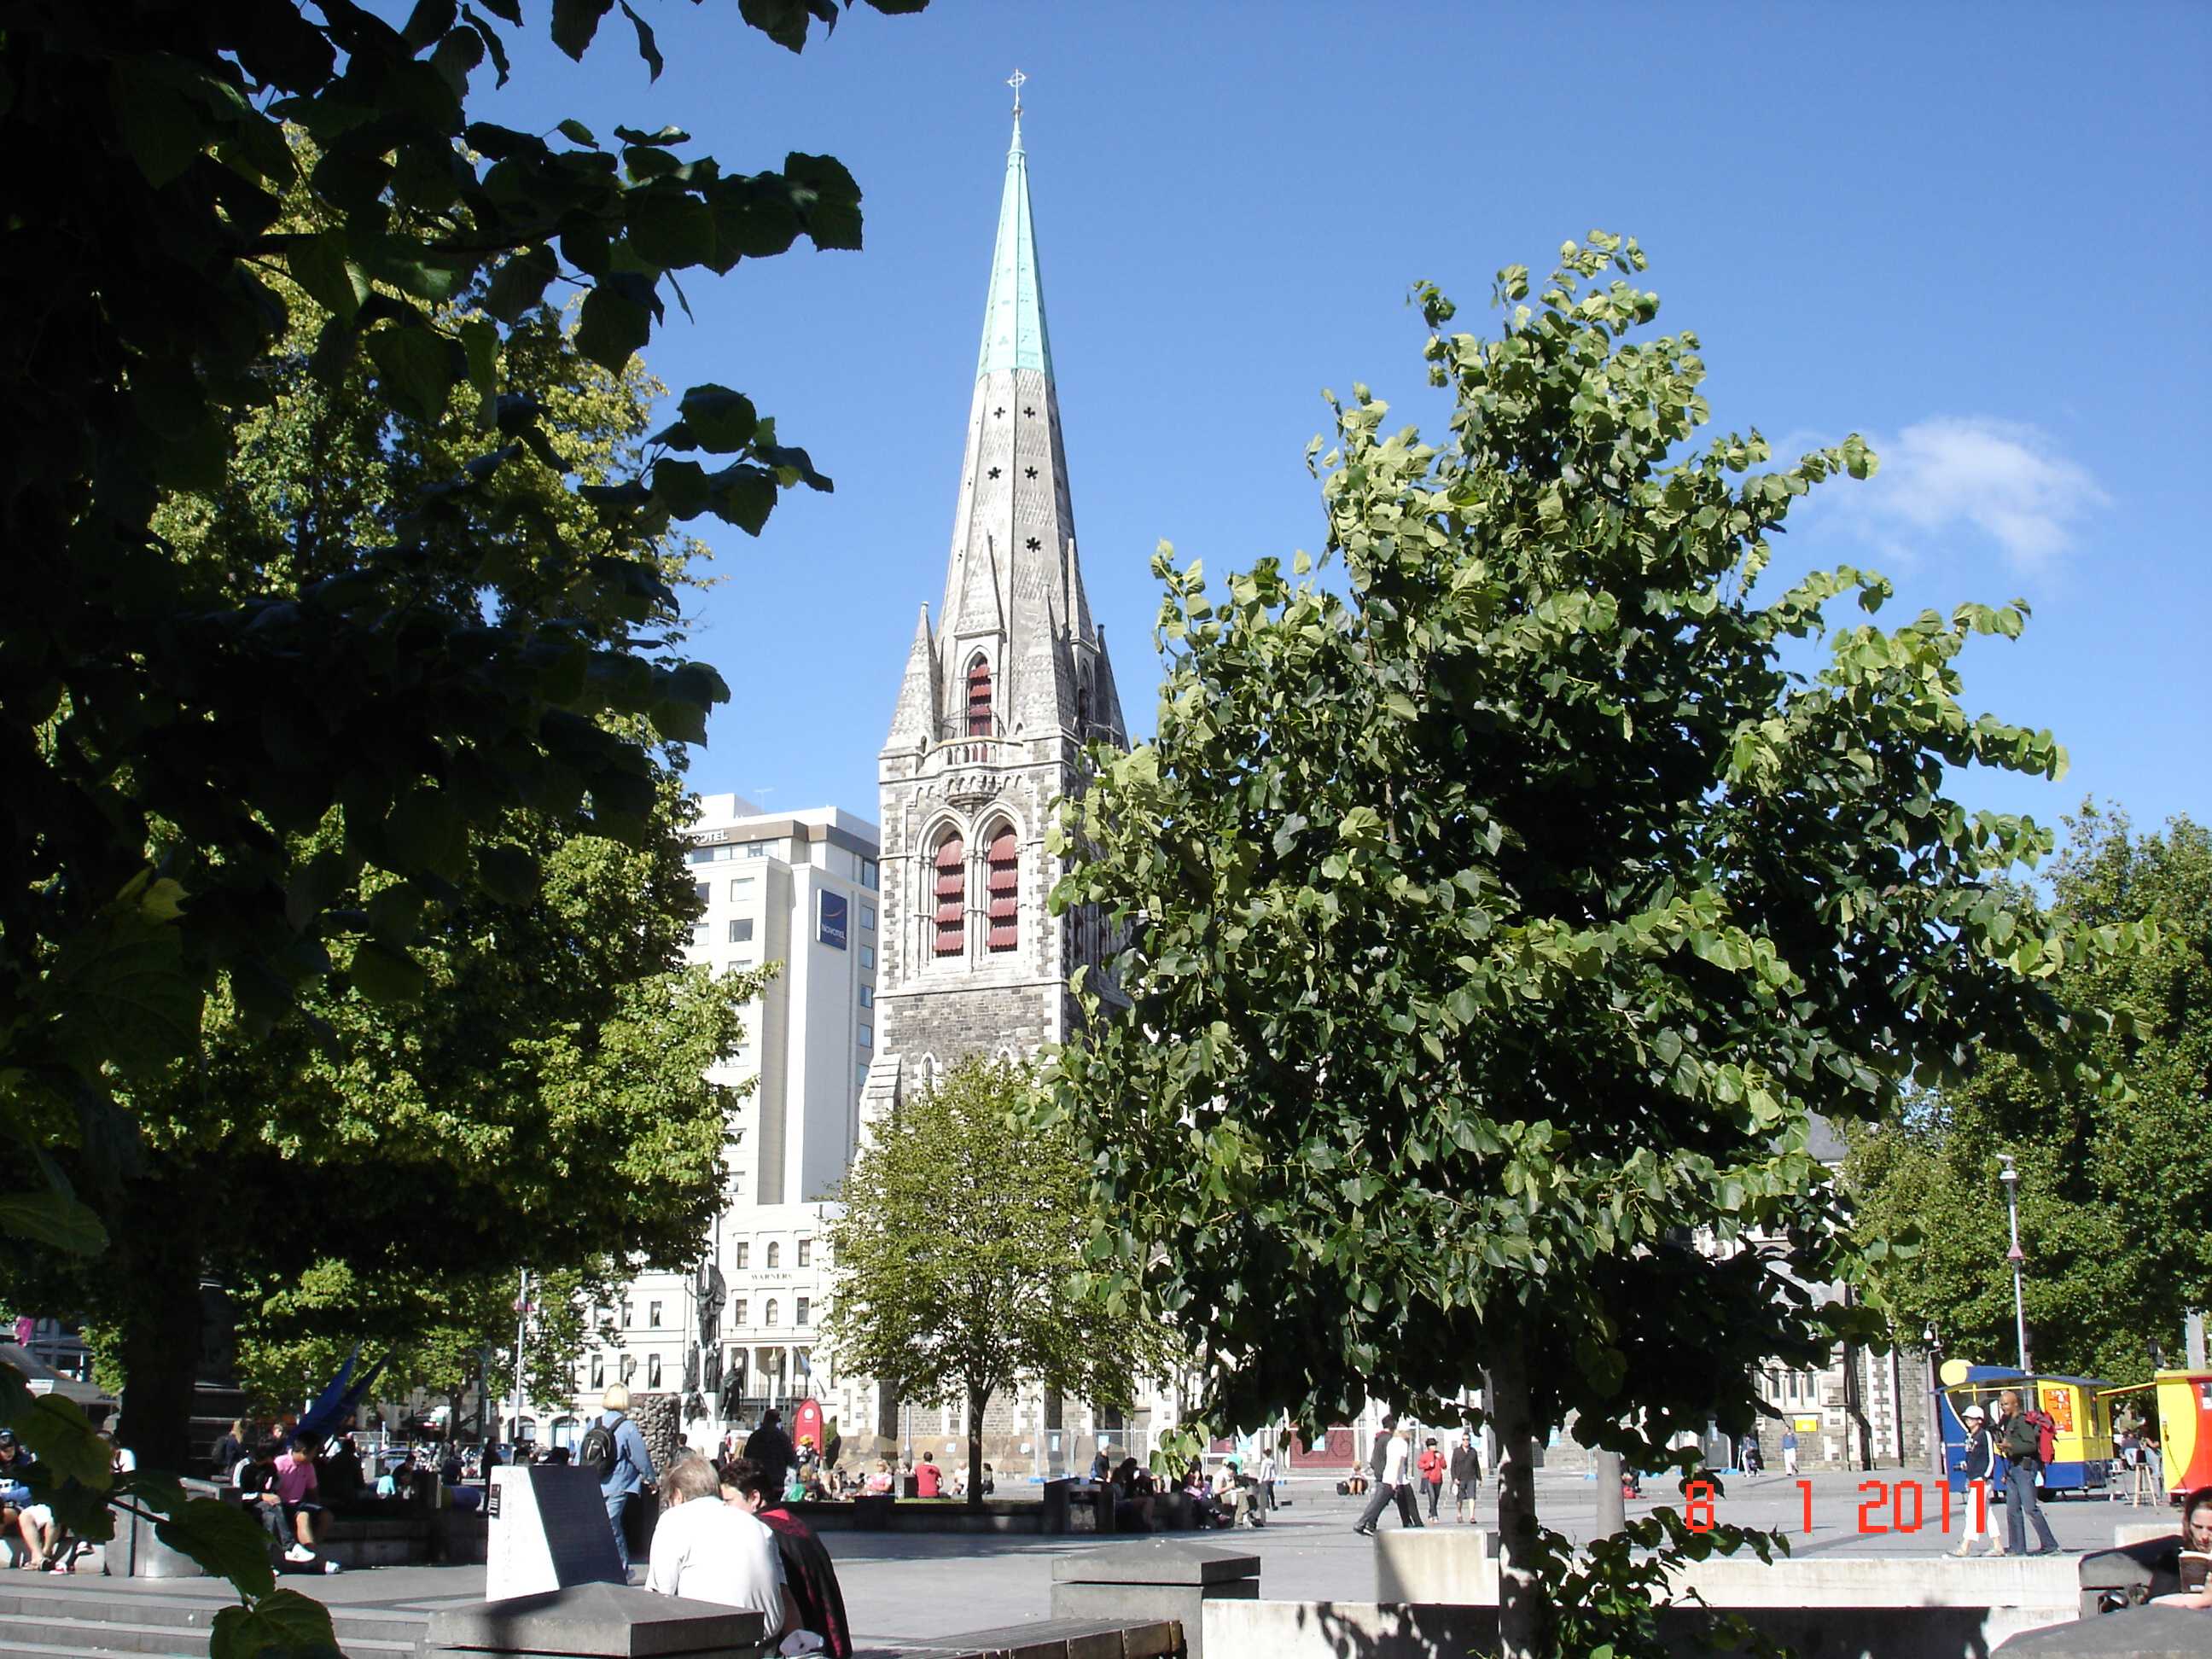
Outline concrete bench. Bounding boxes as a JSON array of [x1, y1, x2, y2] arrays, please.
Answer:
[[895, 1615, 1184, 1659]]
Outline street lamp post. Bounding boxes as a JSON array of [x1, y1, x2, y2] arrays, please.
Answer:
[[1998, 1156, 2029, 1373]]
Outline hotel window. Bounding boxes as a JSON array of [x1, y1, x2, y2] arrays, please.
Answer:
[[987, 825, 1019, 952], [860, 945, 875, 969], [620, 1354, 636, 1382], [859, 985, 874, 1008], [861, 905, 876, 932], [591, 1354, 604, 1388], [647, 1353, 661, 1388], [735, 1242, 749, 1269], [766, 1243, 781, 1269], [729, 877, 753, 902], [855, 1061, 869, 1087], [765, 1299, 780, 1328], [797, 1238, 811, 1267], [933, 836, 963, 957], [729, 917, 754, 944], [861, 859, 880, 891], [648, 1301, 662, 1328], [859, 1025, 873, 1048], [621, 1302, 633, 1329], [795, 1296, 811, 1327], [694, 882, 711, 905], [747, 841, 770, 858], [732, 1297, 748, 1325]]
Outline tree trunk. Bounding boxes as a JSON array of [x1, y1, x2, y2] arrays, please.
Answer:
[[1490, 1330, 1546, 1659], [112, 1199, 207, 1474], [967, 1383, 989, 1508]]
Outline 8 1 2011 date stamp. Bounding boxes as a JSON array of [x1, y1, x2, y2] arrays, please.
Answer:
[[1680, 1478, 1995, 1535]]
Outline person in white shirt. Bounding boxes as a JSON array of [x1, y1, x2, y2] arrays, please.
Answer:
[[645, 1454, 794, 1634]]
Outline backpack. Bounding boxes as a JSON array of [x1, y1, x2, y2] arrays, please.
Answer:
[[579, 1414, 624, 1481], [2003, 1408, 2054, 1464], [2029, 1410, 2057, 1466]]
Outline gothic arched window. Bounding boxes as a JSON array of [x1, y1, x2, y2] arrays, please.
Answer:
[[986, 826, 1019, 953], [934, 834, 965, 958], [966, 655, 992, 736]]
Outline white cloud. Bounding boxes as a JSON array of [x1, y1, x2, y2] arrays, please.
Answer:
[[1839, 416, 2108, 569]]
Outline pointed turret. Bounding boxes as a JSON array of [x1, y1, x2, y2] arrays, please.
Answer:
[[885, 603, 939, 749]]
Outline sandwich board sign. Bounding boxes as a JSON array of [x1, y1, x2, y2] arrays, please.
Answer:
[[486, 1464, 625, 1600]]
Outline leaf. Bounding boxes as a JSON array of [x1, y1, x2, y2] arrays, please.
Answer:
[[350, 940, 427, 1007], [365, 323, 457, 424], [626, 191, 716, 270], [476, 845, 539, 905], [483, 244, 559, 324], [674, 384, 758, 453], [783, 151, 863, 251], [156, 1497, 275, 1600], [0, 1190, 111, 1255], [284, 231, 369, 323], [108, 58, 208, 188], [618, 0, 664, 78], [385, 788, 466, 880], [209, 1589, 339, 1659], [47, 904, 201, 1074], [460, 317, 499, 430], [556, 117, 599, 148], [11, 1390, 112, 1486], [550, 0, 615, 61], [575, 281, 651, 371]]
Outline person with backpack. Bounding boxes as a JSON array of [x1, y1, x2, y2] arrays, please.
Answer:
[[1994, 1388, 2061, 1556], [580, 1385, 655, 1577]]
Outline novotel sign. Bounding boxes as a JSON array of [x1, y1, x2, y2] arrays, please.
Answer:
[[818, 891, 849, 951]]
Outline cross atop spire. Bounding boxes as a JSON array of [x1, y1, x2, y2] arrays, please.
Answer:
[[1007, 67, 1027, 120]]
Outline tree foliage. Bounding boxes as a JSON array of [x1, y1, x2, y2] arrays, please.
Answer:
[[824, 1058, 1160, 1505], [1847, 806, 2211, 1384], [0, 2, 921, 1631], [1048, 234, 2134, 1658]]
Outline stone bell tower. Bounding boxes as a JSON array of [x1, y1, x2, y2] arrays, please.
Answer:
[[859, 95, 1126, 1122]]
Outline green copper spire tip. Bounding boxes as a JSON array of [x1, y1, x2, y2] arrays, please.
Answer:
[[976, 87, 1053, 382]]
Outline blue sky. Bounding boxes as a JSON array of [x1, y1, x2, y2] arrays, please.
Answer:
[[468, 2, 2210, 845]]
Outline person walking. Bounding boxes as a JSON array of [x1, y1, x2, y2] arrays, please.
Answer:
[[1353, 1424, 1417, 1536], [1994, 1388, 2061, 1556], [743, 1408, 798, 1506], [583, 1385, 655, 1579], [1780, 1427, 1799, 1477], [1417, 1438, 1447, 1521], [1950, 1404, 2006, 1557], [1257, 1447, 1279, 1517], [1450, 1431, 1481, 1525]]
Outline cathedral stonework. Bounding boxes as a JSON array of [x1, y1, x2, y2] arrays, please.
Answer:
[[860, 109, 1126, 1126]]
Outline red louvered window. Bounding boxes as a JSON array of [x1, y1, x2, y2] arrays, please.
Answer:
[[986, 827, 1019, 953], [966, 655, 992, 736], [934, 835, 965, 958]]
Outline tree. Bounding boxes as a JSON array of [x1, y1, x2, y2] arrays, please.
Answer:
[[824, 1058, 1156, 1506], [1847, 806, 2212, 1383], [0, 202, 771, 1470], [1047, 235, 2133, 1658], [0, 0, 923, 1622]]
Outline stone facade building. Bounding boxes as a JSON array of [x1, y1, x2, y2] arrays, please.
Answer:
[[859, 102, 1126, 1126]]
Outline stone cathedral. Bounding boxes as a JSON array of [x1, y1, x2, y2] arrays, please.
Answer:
[[859, 102, 1127, 1126]]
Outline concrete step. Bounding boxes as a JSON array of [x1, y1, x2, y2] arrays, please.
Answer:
[[0, 1614, 209, 1656], [0, 1590, 426, 1656]]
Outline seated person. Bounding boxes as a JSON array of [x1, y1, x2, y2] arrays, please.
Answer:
[[271, 1437, 328, 1563], [862, 1459, 894, 1496], [239, 1441, 288, 1542], [1181, 1461, 1223, 1527], [2153, 1484, 2212, 1610], [648, 1454, 794, 1633], [1109, 1457, 1155, 1533], [724, 1456, 853, 1658], [1214, 1462, 1256, 1527]]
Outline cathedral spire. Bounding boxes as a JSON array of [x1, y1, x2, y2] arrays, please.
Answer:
[[976, 82, 1052, 382]]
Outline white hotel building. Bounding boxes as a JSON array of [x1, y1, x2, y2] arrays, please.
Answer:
[[557, 792, 881, 1449]]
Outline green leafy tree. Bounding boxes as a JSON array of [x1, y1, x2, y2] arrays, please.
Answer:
[[1848, 806, 2211, 1383], [0, 0, 928, 1617], [824, 1058, 1160, 1505], [1048, 235, 2134, 1658]]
